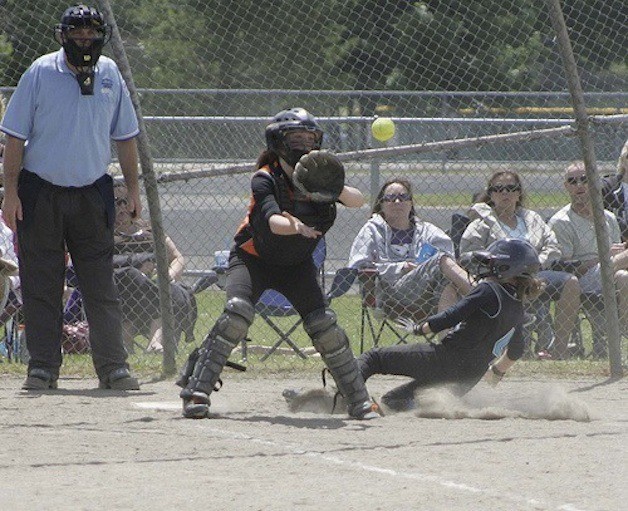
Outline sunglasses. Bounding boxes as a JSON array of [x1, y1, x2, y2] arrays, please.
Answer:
[[382, 192, 412, 203], [566, 175, 588, 185], [488, 184, 521, 193]]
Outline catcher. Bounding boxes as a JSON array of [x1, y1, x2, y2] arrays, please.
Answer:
[[178, 107, 380, 420]]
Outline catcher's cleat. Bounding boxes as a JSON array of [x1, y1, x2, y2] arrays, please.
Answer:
[[348, 400, 382, 420], [181, 389, 211, 419]]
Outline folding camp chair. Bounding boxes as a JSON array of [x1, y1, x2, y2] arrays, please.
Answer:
[[567, 292, 611, 359], [255, 238, 327, 361], [357, 268, 417, 353], [448, 212, 471, 259]]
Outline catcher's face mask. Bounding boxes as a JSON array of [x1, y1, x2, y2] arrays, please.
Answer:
[[285, 130, 319, 153]]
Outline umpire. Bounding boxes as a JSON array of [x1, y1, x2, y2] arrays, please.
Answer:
[[0, 5, 141, 390]]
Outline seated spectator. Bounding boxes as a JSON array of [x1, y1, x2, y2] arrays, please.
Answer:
[[348, 179, 471, 323], [0, 213, 20, 321], [460, 170, 580, 359], [602, 138, 628, 242], [0, 92, 5, 167], [548, 161, 628, 356], [111, 184, 195, 352]]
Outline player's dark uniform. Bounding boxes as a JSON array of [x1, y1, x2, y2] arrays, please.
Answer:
[[229, 161, 336, 316], [358, 280, 525, 409]]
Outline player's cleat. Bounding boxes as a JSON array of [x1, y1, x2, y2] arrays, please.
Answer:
[[181, 389, 211, 419], [381, 394, 415, 412], [348, 400, 382, 420], [98, 367, 140, 390], [22, 368, 58, 390]]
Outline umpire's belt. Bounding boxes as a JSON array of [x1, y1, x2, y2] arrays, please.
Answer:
[[19, 169, 115, 228]]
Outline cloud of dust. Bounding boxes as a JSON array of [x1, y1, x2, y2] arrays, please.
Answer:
[[283, 388, 346, 414], [283, 384, 591, 422], [414, 385, 591, 422]]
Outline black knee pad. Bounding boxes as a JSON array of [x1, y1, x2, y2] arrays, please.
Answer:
[[303, 308, 348, 355], [213, 296, 255, 345]]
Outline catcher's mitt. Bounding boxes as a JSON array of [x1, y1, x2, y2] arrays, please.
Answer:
[[293, 150, 345, 203]]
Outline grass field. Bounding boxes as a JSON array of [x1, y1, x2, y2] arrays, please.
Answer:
[[2, 287, 622, 381]]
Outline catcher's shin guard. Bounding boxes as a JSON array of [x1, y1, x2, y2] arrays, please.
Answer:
[[180, 297, 254, 418], [304, 308, 380, 420]]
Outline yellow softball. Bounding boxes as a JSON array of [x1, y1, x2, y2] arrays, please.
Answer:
[[371, 117, 395, 142]]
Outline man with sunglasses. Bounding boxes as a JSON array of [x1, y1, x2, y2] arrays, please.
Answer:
[[602, 138, 628, 242], [0, 5, 141, 390], [548, 161, 628, 354]]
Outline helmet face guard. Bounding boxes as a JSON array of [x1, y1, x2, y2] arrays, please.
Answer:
[[265, 108, 323, 167], [54, 5, 111, 94], [468, 238, 540, 281]]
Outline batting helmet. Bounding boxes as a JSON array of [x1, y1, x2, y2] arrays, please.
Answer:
[[466, 238, 540, 280], [265, 108, 323, 167], [54, 5, 111, 68]]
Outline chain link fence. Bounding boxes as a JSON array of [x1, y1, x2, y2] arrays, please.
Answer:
[[0, 0, 626, 377]]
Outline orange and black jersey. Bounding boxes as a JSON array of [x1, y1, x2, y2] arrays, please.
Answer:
[[234, 161, 336, 266]]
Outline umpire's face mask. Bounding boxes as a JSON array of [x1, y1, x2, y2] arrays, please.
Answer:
[[62, 27, 105, 95]]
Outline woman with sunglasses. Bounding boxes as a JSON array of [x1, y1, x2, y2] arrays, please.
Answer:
[[349, 179, 471, 323], [460, 170, 580, 360]]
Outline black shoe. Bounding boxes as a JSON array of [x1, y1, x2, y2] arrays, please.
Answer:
[[381, 394, 415, 412], [99, 367, 140, 390], [22, 368, 58, 390]]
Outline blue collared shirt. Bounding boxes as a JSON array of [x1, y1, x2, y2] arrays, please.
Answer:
[[0, 49, 139, 187]]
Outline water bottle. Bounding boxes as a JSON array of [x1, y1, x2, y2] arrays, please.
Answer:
[[415, 243, 437, 263], [214, 250, 230, 269]]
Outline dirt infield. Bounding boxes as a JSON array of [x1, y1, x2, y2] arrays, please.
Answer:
[[0, 373, 625, 511]]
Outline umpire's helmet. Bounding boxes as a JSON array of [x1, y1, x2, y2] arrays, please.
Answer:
[[469, 238, 540, 280], [54, 5, 111, 68], [265, 108, 323, 167]]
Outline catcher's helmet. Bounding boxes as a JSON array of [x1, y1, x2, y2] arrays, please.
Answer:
[[469, 238, 540, 280], [265, 108, 323, 167], [54, 5, 111, 68]]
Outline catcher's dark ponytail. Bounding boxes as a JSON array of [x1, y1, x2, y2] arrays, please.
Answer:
[[256, 149, 277, 169]]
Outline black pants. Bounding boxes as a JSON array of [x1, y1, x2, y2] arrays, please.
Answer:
[[17, 170, 127, 380], [226, 248, 326, 318], [115, 266, 197, 343], [357, 343, 480, 405]]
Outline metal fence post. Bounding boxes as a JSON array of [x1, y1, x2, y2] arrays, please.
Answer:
[[98, 0, 177, 376], [546, 0, 623, 378]]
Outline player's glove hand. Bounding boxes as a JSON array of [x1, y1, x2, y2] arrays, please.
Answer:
[[293, 150, 345, 203], [395, 317, 426, 336], [484, 364, 505, 387]]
